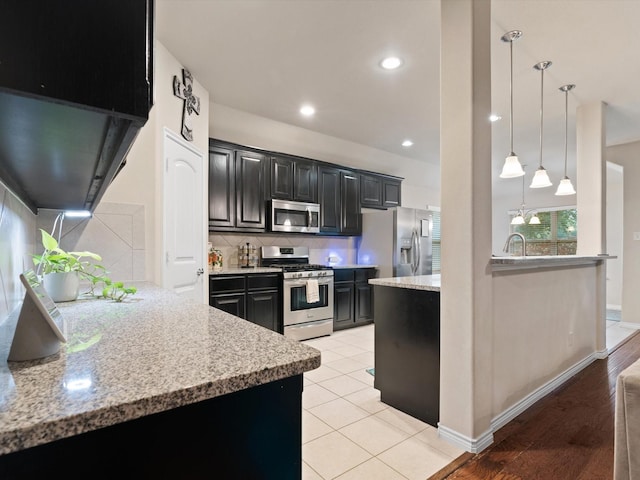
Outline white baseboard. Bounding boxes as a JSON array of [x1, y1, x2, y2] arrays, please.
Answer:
[[618, 321, 640, 330], [437, 424, 493, 454], [491, 352, 598, 432], [437, 351, 608, 454], [607, 304, 622, 311]]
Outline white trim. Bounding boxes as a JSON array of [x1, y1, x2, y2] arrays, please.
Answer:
[[437, 424, 493, 454], [594, 348, 609, 360], [617, 321, 640, 330], [507, 205, 577, 215], [606, 304, 622, 311], [491, 352, 598, 432]]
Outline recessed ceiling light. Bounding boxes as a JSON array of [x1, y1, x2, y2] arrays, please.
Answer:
[[300, 105, 315, 117], [489, 114, 502, 122], [401, 139, 413, 147], [380, 57, 403, 70]]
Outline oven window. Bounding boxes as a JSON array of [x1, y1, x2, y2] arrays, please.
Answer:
[[274, 208, 309, 228], [290, 284, 330, 311]]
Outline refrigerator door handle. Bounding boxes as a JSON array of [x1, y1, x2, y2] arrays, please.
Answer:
[[415, 229, 421, 274], [411, 229, 419, 275]]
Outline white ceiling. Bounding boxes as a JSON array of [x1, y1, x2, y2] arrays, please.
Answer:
[[156, 0, 640, 199]]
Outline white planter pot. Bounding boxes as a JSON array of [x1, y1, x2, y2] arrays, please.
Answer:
[[43, 272, 80, 302]]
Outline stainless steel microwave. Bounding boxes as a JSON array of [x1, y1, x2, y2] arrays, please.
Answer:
[[270, 199, 320, 233]]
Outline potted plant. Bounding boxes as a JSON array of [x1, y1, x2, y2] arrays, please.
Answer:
[[32, 229, 137, 302]]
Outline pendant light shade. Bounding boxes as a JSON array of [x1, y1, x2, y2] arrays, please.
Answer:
[[511, 214, 525, 225], [530, 61, 553, 188], [556, 84, 577, 196], [528, 213, 541, 225], [500, 30, 525, 179]]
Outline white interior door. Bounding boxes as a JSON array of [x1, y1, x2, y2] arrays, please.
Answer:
[[163, 128, 205, 303]]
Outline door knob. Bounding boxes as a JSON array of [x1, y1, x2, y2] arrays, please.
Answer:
[[196, 268, 204, 276]]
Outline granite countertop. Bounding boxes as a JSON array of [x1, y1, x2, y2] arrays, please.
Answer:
[[209, 267, 282, 275], [328, 264, 378, 269], [490, 254, 616, 271], [369, 274, 441, 292], [0, 282, 320, 456]]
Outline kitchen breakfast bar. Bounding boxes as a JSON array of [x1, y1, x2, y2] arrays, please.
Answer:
[[0, 283, 320, 478], [370, 255, 613, 446]]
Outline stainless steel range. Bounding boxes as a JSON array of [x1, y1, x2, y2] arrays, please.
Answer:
[[261, 246, 334, 341]]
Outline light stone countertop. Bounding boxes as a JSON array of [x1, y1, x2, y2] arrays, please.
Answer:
[[490, 254, 616, 271], [369, 274, 441, 292], [209, 267, 282, 275], [328, 264, 378, 269], [0, 282, 320, 456]]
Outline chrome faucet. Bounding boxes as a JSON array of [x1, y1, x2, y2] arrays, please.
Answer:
[[503, 233, 526, 256]]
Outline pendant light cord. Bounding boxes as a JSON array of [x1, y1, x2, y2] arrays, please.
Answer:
[[563, 88, 568, 176], [539, 67, 544, 169], [509, 40, 514, 155]]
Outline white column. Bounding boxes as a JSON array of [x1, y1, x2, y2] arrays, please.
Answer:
[[576, 101, 606, 255], [576, 101, 607, 355], [439, 0, 494, 452]]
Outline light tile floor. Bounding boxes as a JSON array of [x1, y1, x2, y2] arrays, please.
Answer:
[[301, 324, 463, 480], [301, 320, 639, 480]]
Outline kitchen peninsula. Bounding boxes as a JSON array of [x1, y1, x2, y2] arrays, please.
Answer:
[[371, 254, 614, 445], [0, 283, 320, 478]]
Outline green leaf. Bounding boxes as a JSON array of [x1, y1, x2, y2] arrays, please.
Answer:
[[40, 229, 59, 251]]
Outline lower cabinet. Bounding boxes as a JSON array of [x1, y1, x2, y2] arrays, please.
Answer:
[[333, 268, 377, 331], [210, 273, 282, 334]]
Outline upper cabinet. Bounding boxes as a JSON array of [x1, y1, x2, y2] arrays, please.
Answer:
[[360, 172, 402, 209], [209, 141, 266, 232], [0, 0, 153, 213], [209, 139, 402, 236], [318, 166, 361, 235], [269, 155, 317, 203]]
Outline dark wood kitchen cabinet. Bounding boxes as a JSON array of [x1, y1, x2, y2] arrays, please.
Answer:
[[333, 268, 376, 331], [210, 273, 282, 333], [269, 155, 317, 203], [360, 172, 402, 209], [208, 141, 266, 232], [318, 166, 361, 235], [0, 0, 153, 213]]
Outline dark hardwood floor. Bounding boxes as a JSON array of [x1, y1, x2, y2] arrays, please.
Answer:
[[430, 330, 640, 480]]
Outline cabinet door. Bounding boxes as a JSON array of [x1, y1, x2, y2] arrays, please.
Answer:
[[210, 293, 245, 318], [334, 283, 355, 329], [270, 156, 294, 200], [293, 159, 318, 203], [235, 150, 266, 230], [383, 179, 402, 208], [247, 290, 280, 333], [360, 174, 383, 208], [318, 166, 341, 233], [355, 284, 373, 323], [209, 146, 235, 228], [341, 171, 361, 235]]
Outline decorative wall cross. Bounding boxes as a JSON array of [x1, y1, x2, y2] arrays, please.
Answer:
[[173, 68, 201, 142]]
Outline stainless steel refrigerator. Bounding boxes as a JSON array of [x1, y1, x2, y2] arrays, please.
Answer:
[[357, 207, 433, 278]]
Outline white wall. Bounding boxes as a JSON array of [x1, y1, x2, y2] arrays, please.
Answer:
[[606, 162, 623, 309], [101, 41, 210, 285], [607, 140, 640, 323], [210, 103, 441, 209]]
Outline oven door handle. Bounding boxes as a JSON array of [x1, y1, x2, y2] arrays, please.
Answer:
[[285, 278, 333, 286]]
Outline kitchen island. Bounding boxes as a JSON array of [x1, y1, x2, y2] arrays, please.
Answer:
[[369, 274, 441, 427], [0, 282, 320, 478]]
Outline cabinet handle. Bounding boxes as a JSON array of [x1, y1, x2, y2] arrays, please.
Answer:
[[196, 268, 204, 276]]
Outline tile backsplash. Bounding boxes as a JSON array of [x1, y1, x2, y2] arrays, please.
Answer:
[[208, 233, 358, 268], [0, 183, 36, 324], [36, 202, 146, 285]]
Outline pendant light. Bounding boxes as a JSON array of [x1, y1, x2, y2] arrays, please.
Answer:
[[500, 30, 525, 178], [510, 166, 539, 225], [556, 84, 577, 195], [530, 61, 553, 188]]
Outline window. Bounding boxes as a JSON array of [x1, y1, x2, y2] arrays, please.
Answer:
[[431, 211, 441, 273], [509, 208, 577, 255]]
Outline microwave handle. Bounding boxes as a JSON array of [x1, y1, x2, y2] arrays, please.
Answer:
[[307, 209, 312, 227]]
